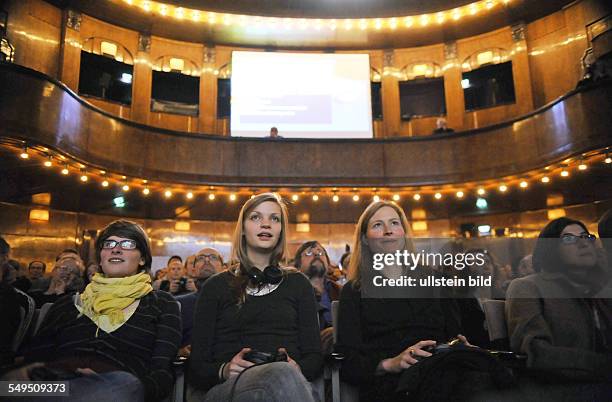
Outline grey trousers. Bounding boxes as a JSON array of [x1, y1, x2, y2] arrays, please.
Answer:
[[187, 362, 319, 402]]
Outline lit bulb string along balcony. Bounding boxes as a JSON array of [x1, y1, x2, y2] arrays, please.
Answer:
[[118, 0, 511, 31], [5, 141, 611, 204]]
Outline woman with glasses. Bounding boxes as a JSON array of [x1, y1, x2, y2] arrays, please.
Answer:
[[7, 220, 181, 402], [506, 217, 612, 398], [188, 193, 322, 402]]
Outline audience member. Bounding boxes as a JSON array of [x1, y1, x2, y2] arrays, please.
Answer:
[[0, 236, 21, 366], [56, 248, 84, 266], [267, 126, 283, 139], [599, 208, 612, 270], [506, 217, 612, 399], [514, 254, 534, 279], [29, 257, 83, 307], [188, 193, 321, 402], [432, 117, 455, 134], [336, 201, 481, 402], [4, 220, 181, 402], [27, 260, 50, 292], [157, 257, 190, 295]]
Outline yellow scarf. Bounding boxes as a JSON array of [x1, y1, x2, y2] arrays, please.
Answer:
[[77, 271, 152, 335]]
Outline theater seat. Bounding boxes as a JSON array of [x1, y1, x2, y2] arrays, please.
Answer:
[[331, 300, 359, 402], [481, 299, 509, 348]]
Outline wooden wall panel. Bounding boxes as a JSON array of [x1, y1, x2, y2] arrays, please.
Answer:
[[4, 0, 62, 78], [85, 96, 131, 120]]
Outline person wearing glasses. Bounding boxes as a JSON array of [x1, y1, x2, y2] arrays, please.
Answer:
[[506, 217, 612, 398], [6, 220, 181, 402]]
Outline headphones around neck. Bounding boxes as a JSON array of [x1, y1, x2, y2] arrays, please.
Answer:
[[246, 265, 283, 286]]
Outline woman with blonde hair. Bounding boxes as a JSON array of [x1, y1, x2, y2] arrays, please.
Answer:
[[188, 193, 322, 401], [336, 200, 470, 402]]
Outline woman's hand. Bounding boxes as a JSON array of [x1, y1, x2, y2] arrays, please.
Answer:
[[223, 348, 255, 379], [379, 340, 437, 374], [278, 348, 302, 373], [0, 362, 45, 380], [456, 334, 476, 347]]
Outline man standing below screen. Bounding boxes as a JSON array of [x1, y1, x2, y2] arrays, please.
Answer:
[[267, 126, 283, 139]]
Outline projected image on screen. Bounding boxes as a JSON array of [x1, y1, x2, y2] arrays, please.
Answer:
[[231, 52, 373, 139]]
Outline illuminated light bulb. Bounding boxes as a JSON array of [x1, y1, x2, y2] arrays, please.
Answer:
[[122, 184, 130, 191], [541, 176, 550, 183], [353, 194, 360, 202], [519, 181, 528, 188], [499, 185, 508, 192], [102, 180, 109, 187], [456, 191, 464, 198], [343, 19, 353, 30], [223, 14, 231, 26], [61, 166, 69, 175], [486, 0, 494, 10], [208, 193, 216, 200], [374, 19, 382, 30], [389, 18, 398, 30], [186, 192, 194, 199], [420, 15, 430, 26], [142, 1, 151, 12], [373, 195, 381, 202], [229, 193, 237, 201], [191, 11, 200, 22], [404, 16, 414, 27], [175, 7, 184, 19], [329, 19, 337, 30], [291, 194, 299, 201], [100, 170, 106, 174], [392, 194, 400, 201], [469, 4, 478, 15], [578, 163, 587, 170], [452, 9, 461, 20], [125, 0, 133, 5], [164, 190, 172, 198], [312, 194, 319, 201], [142, 188, 150, 195], [560, 170, 569, 177], [434, 192, 442, 200], [436, 12, 445, 24], [44, 157, 52, 167], [159, 5, 168, 16], [250, 194, 255, 199], [80, 174, 88, 182], [20, 148, 29, 159], [605, 156, 612, 164], [332, 194, 339, 202], [413, 193, 421, 201], [477, 188, 486, 195], [208, 12, 216, 24]]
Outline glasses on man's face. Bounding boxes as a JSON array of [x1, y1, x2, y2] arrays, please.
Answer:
[[303, 249, 324, 257], [102, 239, 138, 250], [561, 233, 596, 245], [196, 254, 220, 263]]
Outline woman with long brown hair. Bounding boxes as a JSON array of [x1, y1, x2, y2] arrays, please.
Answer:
[[336, 200, 470, 402], [188, 192, 322, 401]]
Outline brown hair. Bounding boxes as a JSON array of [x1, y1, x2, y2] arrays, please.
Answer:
[[347, 200, 415, 289], [229, 192, 289, 303]]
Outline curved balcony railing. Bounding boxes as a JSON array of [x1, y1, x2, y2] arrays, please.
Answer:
[[1, 62, 611, 187]]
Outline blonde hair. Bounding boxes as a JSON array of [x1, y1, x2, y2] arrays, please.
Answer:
[[347, 200, 415, 288]]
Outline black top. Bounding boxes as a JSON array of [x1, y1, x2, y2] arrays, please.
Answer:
[[189, 270, 322, 391], [24, 291, 181, 402], [336, 280, 461, 401]]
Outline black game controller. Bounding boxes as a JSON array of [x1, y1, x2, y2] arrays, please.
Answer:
[[243, 350, 288, 365]]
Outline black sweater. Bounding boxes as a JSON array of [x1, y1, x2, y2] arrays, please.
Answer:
[[189, 270, 323, 391], [336, 280, 461, 401], [24, 291, 181, 402]]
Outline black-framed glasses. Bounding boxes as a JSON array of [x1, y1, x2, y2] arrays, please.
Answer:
[[102, 239, 138, 250], [196, 254, 220, 262], [561, 233, 596, 245], [303, 249, 324, 257]]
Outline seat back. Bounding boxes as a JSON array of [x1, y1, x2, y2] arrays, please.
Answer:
[[12, 289, 35, 352], [34, 302, 54, 336], [331, 300, 339, 343], [481, 299, 508, 342]]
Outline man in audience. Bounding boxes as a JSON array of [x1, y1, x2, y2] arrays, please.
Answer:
[[28, 260, 50, 292], [176, 247, 225, 356], [0, 236, 21, 366], [28, 257, 83, 307], [56, 248, 83, 265], [157, 255, 192, 295], [267, 126, 283, 139], [432, 117, 455, 134]]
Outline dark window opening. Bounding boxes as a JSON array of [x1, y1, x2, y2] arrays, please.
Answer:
[[462, 61, 516, 111], [78, 51, 133, 105], [399, 77, 446, 120], [217, 78, 231, 118], [151, 71, 199, 116], [371, 82, 383, 120]]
